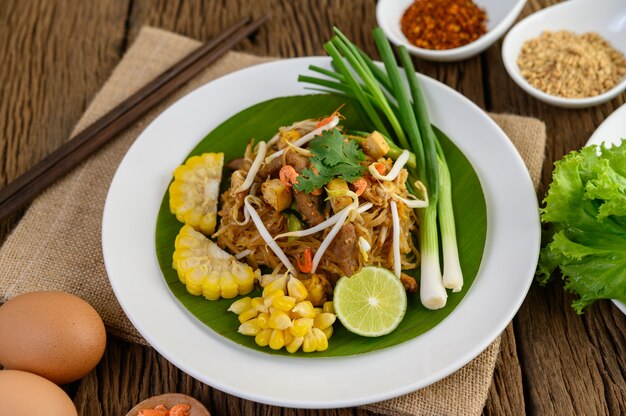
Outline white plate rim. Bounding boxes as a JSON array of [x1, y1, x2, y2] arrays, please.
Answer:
[[586, 102, 626, 315], [102, 57, 540, 408]]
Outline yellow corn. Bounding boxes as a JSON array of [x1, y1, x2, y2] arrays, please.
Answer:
[[312, 328, 328, 352], [272, 295, 296, 312], [238, 307, 258, 324], [289, 317, 313, 337], [255, 328, 272, 347], [287, 276, 308, 301], [269, 329, 286, 350], [228, 297, 252, 314], [322, 301, 335, 314], [313, 313, 336, 330], [286, 336, 304, 354], [173, 225, 257, 300], [257, 312, 269, 329], [322, 326, 333, 339], [238, 318, 261, 336], [262, 275, 288, 297], [251, 297, 268, 313], [292, 301, 315, 319], [284, 329, 294, 345], [302, 330, 317, 353], [268, 310, 292, 330], [169, 152, 223, 234], [227, 272, 336, 354], [263, 289, 284, 308]]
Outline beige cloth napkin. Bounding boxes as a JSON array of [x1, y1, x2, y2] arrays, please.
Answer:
[[0, 27, 546, 415]]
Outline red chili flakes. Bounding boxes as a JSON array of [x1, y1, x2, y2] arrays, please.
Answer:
[[400, 0, 488, 50]]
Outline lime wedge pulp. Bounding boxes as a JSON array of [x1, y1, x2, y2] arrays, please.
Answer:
[[333, 267, 407, 337]]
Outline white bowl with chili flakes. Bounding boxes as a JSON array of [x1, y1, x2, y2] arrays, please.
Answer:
[[376, 0, 527, 62], [502, 0, 626, 108]]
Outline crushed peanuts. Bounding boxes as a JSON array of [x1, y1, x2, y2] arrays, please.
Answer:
[[517, 31, 626, 98]]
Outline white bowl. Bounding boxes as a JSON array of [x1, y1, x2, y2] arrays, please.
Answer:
[[377, 0, 527, 62], [502, 0, 626, 108]]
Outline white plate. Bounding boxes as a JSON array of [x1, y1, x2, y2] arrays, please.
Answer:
[[587, 102, 626, 315], [102, 57, 540, 408]]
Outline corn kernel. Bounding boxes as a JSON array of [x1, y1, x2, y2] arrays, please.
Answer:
[[322, 301, 335, 314], [257, 312, 269, 329], [269, 329, 286, 350], [287, 276, 308, 301], [289, 317, 313, 337], [251, 297, 269, 313], [322, 326, 333, 339], [313, 307, 323, 315], [312, 328, 328, 352], [268, 310, 292, 330], [238, 308, 258, 324], [228, 297, 252, 314], [286, 336, 304, 353], [220, 274, 239, 299], [263, 289, 284, 308], [283, 329, 294, 345], [302, 330, 317, 353], [255, 328, 272, 347], [313, 313, 336, 330], [238, 318, 261, 336], [263, 274, 288, 296], [272, 295, 296, 312], [292, 301, 315, 318]]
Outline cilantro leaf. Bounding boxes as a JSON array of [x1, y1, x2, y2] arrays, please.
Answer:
[[293, 129, 366, 193], [537, 140, 626, 313]]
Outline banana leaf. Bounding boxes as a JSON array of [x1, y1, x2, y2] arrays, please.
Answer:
[[155, 94, 486, 357]]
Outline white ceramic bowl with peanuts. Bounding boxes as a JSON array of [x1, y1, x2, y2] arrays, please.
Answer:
[[502, 0, 626, 108]]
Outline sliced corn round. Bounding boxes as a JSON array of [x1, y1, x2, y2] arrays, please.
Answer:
[[169, 152, 223, 235], [173, 224, 257, 300]]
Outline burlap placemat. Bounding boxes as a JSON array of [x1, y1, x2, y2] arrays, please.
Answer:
[[0, 27, 546, 415]]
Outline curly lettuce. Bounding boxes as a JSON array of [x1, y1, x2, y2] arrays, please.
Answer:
[[537, 139, 626, 313]]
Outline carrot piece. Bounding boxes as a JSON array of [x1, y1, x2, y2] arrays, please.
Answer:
[[352, 178, 367, 196]]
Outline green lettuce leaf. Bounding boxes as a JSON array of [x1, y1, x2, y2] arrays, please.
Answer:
[[537, 139, 626, 313]]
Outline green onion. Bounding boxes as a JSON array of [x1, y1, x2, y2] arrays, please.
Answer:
[[297, 26, 464, 310]]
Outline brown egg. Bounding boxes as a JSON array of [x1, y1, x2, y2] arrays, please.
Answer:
[[0, 370, 78, 416], [0, 291, 106, 384]]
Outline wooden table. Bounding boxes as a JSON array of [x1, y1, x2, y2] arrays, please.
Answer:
[[1, 1, 624, 414]]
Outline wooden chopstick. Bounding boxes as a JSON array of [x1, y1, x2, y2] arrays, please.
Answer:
[[0, 15, 268, 222]]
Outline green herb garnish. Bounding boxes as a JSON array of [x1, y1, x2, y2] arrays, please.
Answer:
[[294, 129, 365, 194]]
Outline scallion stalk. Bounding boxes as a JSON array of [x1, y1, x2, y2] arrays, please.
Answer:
[[297, 27, 463, 310]]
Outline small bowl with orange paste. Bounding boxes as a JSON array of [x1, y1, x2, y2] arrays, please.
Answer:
[[377, 0, 526, 62]]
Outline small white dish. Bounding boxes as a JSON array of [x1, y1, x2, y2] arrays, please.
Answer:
[[502, 0, 626, 108], [377, 0, 527, 62], [586, 102, 626, 315]]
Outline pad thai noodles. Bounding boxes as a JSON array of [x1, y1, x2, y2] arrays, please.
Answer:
[[211, 112, 422, 306]]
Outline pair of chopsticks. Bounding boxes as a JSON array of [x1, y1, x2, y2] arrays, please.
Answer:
[[0, 16, 268, 222]]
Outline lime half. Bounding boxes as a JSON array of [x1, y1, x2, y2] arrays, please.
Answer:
[[333, 267, 407, 337]]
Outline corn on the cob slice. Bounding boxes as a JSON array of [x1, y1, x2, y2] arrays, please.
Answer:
[[173, 224, 256, 300], [169, 152, 223, 235], [228, 272, 336, 353]]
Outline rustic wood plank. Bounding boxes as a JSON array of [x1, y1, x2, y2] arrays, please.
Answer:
[[0, 0, 129, 234], [3, 0, 626, 415], [482, 325, 526, 416], [485, 1, 626, 415]]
